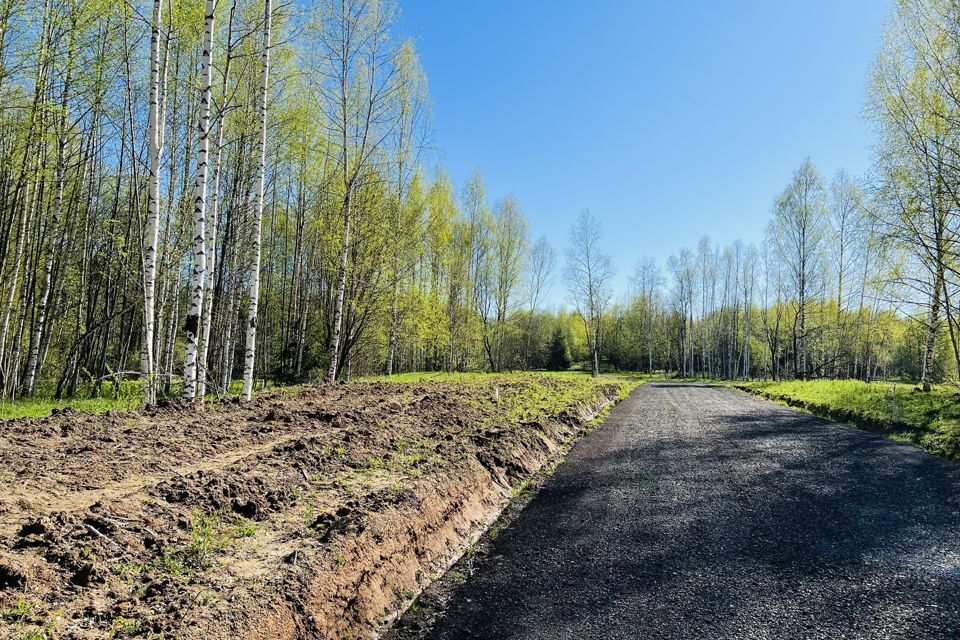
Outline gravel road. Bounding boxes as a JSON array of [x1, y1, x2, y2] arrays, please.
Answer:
[[418, 382, 960, 639]]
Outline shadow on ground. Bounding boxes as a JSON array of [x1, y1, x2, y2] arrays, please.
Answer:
[[400, 383, 960, 640]]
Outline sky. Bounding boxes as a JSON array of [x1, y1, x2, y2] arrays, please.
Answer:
[[397, 0, 890, 306]]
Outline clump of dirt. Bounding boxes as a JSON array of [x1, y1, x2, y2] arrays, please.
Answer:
[[0, 376, 627, 639]]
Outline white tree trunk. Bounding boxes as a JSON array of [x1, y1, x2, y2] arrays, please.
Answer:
[[242, 0, 272, 401], [142, 0, 164, 406], [198, 0, 236, 399], [327, 188, 352, 383], [184, 0, 215, 400]]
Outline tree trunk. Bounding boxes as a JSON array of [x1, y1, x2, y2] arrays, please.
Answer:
[[921, 271, 943, 392], [327, 185, 352, 383], [142, 0, 164, 406], [242, 0, 271, 401], [184, 0, 216, 400], [199, 0, 236, 399], [24, 11, 76, 396]]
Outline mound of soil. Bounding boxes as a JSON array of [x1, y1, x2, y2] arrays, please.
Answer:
[[0, 376, 625, 639]]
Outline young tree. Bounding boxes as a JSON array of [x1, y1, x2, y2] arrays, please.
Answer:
[[631, 256, 662, 374], [315, 0, 399, 382], [488, 195, 528, 371], [565, 211, 614, 377], [667, 249, 695, 377], [546, 325, 572, 371], [522, 236, 556, 368], [385, 42, 429, 376]]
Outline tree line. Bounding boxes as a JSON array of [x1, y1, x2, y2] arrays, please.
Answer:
[[599, 160, 910, 383], [565, 0, 960, 389], [0, 0, 955, 406], [0, 0, 574, 403]]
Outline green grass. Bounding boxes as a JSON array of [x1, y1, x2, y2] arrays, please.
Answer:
[[358, 369, 653, 385], [1, 596, 33, 624], [734, 379, 960, 460], [356, 370, 587, 383], [0, 378, 279, 420], [0, 370, 639, 422], [0, 394, 139, 420]]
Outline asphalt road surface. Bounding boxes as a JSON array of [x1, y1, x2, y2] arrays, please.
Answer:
[[422, 383, 960, 640]]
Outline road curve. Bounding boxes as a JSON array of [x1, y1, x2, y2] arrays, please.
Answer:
[[418, 382, 960, 639]]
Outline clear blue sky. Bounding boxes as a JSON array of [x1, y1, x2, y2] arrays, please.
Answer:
[[398, 1, 890, 305]]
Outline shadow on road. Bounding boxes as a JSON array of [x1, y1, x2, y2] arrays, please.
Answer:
[[417, 383, 960, 640]]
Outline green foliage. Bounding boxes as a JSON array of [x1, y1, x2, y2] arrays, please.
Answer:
[[6, 605, 59, 640], [546, 327, 572, 371], [110, 616, 143, 638], [1, 596, 33, 624], [183, 510, 227, 571]]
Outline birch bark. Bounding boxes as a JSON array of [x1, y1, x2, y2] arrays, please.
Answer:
[[242, 0, 272, 401]]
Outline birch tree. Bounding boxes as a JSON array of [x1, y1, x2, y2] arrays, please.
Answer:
[[142, 0, 165, 406], [565, 211, 614, 377], [198, 0, 237, 399], [385, 41, 428, 376], [315, 0, 399, 382], [522, 236, 556, 368], [868, 0, 960, 390], [770, 159, 827, 379], [23, 0, 77, 395], [182, 0, 216, 400], [242, 0, 272, 401]]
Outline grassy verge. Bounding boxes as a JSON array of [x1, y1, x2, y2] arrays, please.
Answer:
[[0, 378, 282, 420], [360, 369, 654, 386], [732, 379, 960, 461], [0, 370, 640, 422]]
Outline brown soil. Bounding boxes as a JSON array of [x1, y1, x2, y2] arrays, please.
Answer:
[[0, 376, 624, 639]]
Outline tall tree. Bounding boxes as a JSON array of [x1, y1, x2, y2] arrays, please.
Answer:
[[242, 0, 272, 401], [197, 0, 238, 399], [769, 158, 827, 379], [316, 0, 399, 382], [522, 236, 556, 368], [868, 0, 960, 390], [565, 211, 614, 377], [385, 41, 428, 376], [142, 0, 166, 406], [183, 0, 216, 400]]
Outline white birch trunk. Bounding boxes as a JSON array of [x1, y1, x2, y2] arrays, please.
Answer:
[[183, 0, 215, 400], [142, 0, 164, 406], [327, 188, 352, 383], [198, 0, 236, 399], [242, 0, 271, 401]]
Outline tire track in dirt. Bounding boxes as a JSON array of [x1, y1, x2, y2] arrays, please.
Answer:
[[0, 377, 629, 639]]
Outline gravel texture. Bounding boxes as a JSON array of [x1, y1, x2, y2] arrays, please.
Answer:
[[419, 382, 960, 640]]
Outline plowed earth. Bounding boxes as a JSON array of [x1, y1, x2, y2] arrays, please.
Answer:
[[0, 376, 626, 640]]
